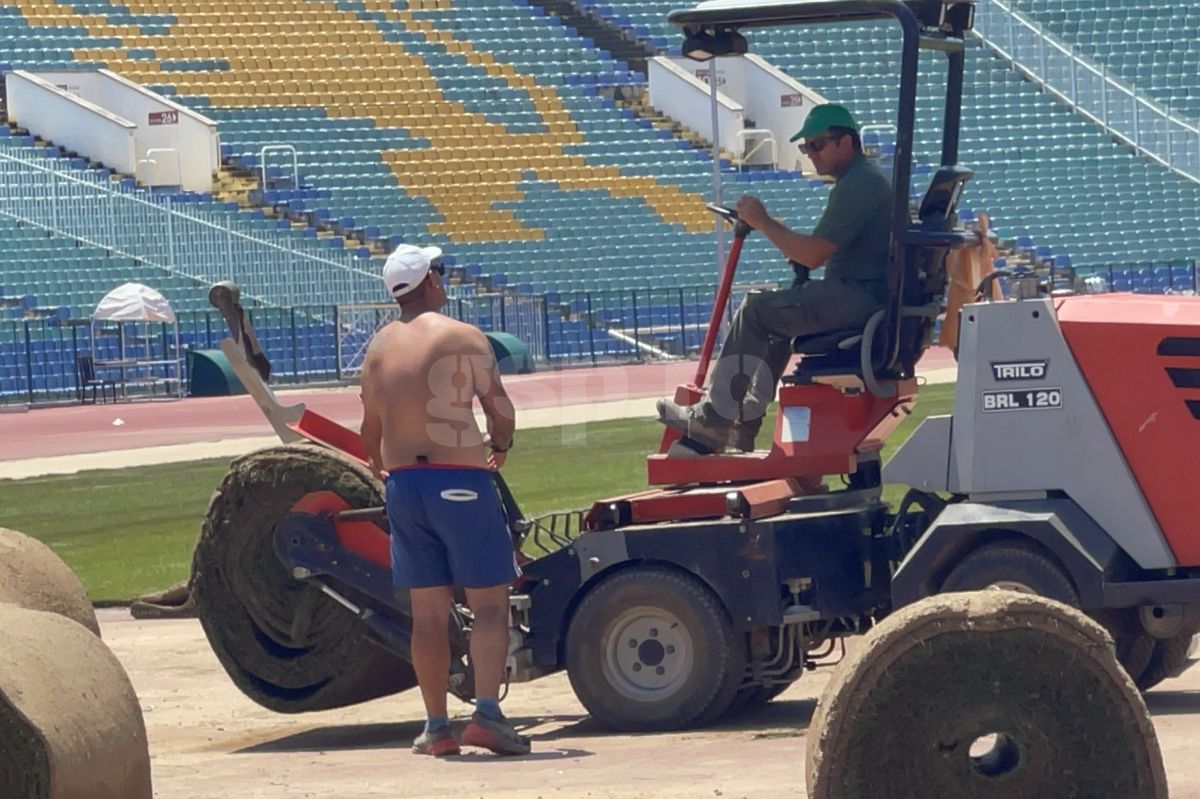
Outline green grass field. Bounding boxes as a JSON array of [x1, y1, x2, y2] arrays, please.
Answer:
[[0, 383, 955, 602]]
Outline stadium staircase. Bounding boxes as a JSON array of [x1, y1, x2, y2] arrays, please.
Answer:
[[525, 0, 653, 72]]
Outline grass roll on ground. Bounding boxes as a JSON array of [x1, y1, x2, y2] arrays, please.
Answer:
[[806, 591, 1168, 799], [0, 527, 99, 636], [0, 605, 151, 799]]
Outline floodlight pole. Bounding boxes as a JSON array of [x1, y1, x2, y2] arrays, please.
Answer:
[[708, 60, 726, 270]]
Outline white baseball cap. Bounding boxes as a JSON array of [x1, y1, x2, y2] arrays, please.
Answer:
[[381, 244, 443, 298]]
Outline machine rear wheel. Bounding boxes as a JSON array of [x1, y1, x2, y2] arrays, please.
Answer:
[[192, 444, 416, 713], [941, 539, 1156, 684], [565, 566, 744, 731], [940, 539, 1079, 605], [725, 680, 793, 717], [1137, 631, 1198, 691]]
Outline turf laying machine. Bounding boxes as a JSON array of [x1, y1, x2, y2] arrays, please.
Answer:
[[192, 0, 1200, 731]]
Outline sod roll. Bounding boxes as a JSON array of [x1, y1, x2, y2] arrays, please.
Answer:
[[192, 444, 416, 713], [806, 591, 1168, 799], [0, 527, 99, 636], [0, 605, 152, 799]]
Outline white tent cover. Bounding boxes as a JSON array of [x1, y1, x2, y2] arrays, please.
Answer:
[[92, 282, 176, 323]]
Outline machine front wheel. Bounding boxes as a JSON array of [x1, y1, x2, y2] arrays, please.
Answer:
[[565, 566, 744, 731]]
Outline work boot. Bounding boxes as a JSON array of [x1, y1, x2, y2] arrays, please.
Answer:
[[729, 396, 770, 453], [411, 724, 460, 757], [656, 398, 734, 452], [461, 712, 531, 756], [727, 422, 759, 453]]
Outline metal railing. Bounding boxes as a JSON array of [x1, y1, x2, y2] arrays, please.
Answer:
[[0, 305, 343, 406], [542, 284, 735, 363], [973, 0, 1200, 185], [0, 284, 737, 406], [0, 140, 381, 309], [451, 288, 550, 363]]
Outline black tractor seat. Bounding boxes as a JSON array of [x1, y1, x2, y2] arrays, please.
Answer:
[[785, 324, 870, 378], [791, 327, 866, 356], [784, 303, 939, 393], [784, 309, 884, 388]]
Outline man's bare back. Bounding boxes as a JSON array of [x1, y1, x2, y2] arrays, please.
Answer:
[[360, 312, 514, 471]]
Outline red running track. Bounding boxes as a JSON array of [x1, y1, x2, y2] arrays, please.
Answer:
[[0, 350, 956, 462]]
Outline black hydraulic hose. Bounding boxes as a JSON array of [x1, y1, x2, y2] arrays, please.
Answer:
[[976, 268, 1013, 300]]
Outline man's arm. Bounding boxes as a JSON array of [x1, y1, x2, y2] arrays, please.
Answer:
[[736, 196, 837, 267], [755, 216, 838, 268], [467, 329, 515, 469], [359, 338, 385, 473]]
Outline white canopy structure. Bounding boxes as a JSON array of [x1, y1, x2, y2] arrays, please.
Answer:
[[92, 282, 178, 323], [89, 283, 183, 399]]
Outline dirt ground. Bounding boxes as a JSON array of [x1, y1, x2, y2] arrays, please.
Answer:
[[98, 610, 1200, 799]]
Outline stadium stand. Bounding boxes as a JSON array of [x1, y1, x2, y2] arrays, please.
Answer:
[[1012, 0, 1200, 121], [587, 0, 1200, 268], [0, 0, 824, 402], [0, 210, 346, 400], [0, 0, 1197, 402]]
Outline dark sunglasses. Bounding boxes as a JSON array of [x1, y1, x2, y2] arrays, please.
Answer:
[[429, 260, 446, 277], [798, 133, 839, 155]]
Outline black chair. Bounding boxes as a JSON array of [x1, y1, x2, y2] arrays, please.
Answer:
[[76, 355, 118, 404]]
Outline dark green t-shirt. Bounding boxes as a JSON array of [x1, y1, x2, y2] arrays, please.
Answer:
[[812, 153, 892, 304]]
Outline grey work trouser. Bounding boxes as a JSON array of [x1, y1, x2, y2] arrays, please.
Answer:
[[700, 278, 882, 431]]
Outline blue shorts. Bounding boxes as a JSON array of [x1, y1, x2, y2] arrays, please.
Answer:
[[385, 466, 520, 590]]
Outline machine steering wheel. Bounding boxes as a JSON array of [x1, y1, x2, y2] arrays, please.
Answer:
[[706, 203, 752, 239]]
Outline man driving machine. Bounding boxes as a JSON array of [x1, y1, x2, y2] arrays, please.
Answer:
[[657, 103, 892, 452]]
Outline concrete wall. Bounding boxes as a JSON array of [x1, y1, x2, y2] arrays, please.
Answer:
[[8, 69, 218, 192], [6, 71, 137, 177], [654, 55, 828, 173]]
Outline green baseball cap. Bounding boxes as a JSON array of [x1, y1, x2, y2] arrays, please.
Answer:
[[790, 103, 859, 142]]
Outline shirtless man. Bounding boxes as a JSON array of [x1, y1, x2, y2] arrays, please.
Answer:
[[360, 243, 529, 757]]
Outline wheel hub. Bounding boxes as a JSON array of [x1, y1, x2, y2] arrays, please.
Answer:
[[605, 607, 694, 700]]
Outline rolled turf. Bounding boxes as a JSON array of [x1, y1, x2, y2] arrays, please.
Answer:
[[191, 444, 416, 713], [806, 590, 1168, 799], [0, 527, 99, 636], [0, 605, 152, 799]]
